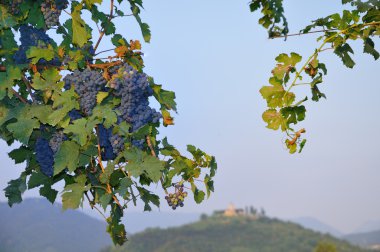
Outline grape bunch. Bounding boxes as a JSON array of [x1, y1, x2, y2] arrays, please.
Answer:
[[13, 25, 60, 65], [98, 124, 116, 161], [41, 0, 61, 28], [110, 63, 161, 132], [64, 69, 106, 115], [165, 183, 188, 210], [35, 137, 54, 177], [3, 0, 23, 15], [54, 0, 69, 10], [49, 131, 66, 153]]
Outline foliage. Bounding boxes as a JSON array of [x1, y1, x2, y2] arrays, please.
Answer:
[[101, 215, 368, 252], [0, 0, 216, 245], [250, 0, 380, 153], [314, 242, 338, 252]]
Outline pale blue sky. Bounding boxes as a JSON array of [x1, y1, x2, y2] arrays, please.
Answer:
[[1, 1, 379, 233]]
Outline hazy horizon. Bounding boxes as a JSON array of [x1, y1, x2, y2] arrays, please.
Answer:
[[1, 0, 379, 234]]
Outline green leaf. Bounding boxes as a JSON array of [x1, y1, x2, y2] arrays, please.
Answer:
[[99, 193, 112, 211], [363, 38, 379, 60], [151, 83, 177, 111], [72, 5, 90, 47], [63, 118, 91, 146], [262, 109, 287, 131], [4, 174, 27, 207], [272, 53, 302, 81], [194, 188, 205, 204], [7, 118, 39, 144], [138, 187, 160, 211], [62, 175, 90, 210], [40, 185, 58, 204], [280, 106, 306, 126], [28, 172, 50, 189], [260, 85, 295, 108], [334, 43, 355, 68], [97, 92, 109, 104], [126, 152, 164, 182], [8, 146, 32, 164], [54, 141, 81, 175], [26, 45, 55, 64], [130, 3, 151, 42]]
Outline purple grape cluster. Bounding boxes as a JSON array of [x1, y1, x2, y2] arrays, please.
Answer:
[[165, 183, 188, 210], [64, 69, 106, 115], [41, 0, 62, 28], [110, 63, 161, 131], [35, 137, 54, 177], [98, 124, 116, 161], [49, 131, 66, 153], [5, 0, 23, 15], [13, 25, 60, 65]]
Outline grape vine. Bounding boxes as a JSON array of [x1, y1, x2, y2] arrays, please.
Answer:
[[250, 0, 380, 153], [0, 0, 217, 245]]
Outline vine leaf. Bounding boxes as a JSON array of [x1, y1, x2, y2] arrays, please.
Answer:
[[62, 175, 90, 210], [54, 141, 81, 175], [260, 85, 295, 108], [26, 45, 55, 64], [72, 5, 90, 47], [28, 171, 50, 189], [7, 118, 39, 144], [262, 109, 286, 131], [40, 185, 58, 204], [125, 151, 164, 182], [4, 174, 27, 207], [363, 38, 380, 60], [272, 53, 302, 81], [334, 43, 355, 68]]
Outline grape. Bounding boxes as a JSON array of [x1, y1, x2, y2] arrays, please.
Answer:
[[110, 63, 161, 132], [49, 131, 66, 153], [14, 25, 61, 66], [35, 137, 54, 177], [5, 0, 23, 15], [41, 0, 61, 28], [109, 133, 125, 155], [63, 69, 106, 115], [98, 124, 116, 161], [165, 183, 188, 210]]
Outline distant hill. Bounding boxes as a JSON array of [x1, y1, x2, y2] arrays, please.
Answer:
[[344, 230, 380, 248], [0, 198, 111, 252], [122, 211, 200, 234], [102, 215, 368, 252], [354, 220, 380, 234], [291, 217, 343, 237]]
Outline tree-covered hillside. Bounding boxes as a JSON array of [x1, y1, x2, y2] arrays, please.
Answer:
[[0, 198, 111, 252], [102, 215, 368, 252]]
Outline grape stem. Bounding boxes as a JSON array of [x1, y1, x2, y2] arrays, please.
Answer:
[[95, 125, 122, 208], [84, 192, 107, 220], [94, 0, 114, 52], [10, 88, 28, 104], [146, 135, 169, 195], [287, 128, 306, 146], [22, 75, 36, 103]]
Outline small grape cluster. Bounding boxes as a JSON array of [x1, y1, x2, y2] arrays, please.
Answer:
[[35, 137, 54, 177], [4, 0, 23, 15], [165, 183, 188, 210], [13, 25, 60, 65], [41, 0, 61, 28], [64, 69, 106, 115], [49, 131, 66, 153]]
